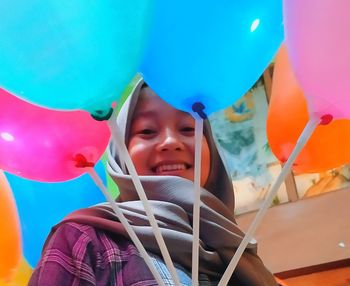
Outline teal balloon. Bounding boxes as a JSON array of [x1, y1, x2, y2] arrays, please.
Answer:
[[5, 161, 106, 267], [140, 0, 283, 115], [0, 0, 152, 117]]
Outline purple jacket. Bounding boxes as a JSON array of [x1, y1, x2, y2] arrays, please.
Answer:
[[28, 222, 219, 286]]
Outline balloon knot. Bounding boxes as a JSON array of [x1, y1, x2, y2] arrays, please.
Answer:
[[91, 108, 114, 121], [192, 102, 207, 119], [74, 153, 95, 168], [319, 114, 333, 125]]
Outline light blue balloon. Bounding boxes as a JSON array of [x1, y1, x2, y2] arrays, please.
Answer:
[[140, 0, 283, 115], [5, 161, 107, 267], [0, 0, 152, 117]]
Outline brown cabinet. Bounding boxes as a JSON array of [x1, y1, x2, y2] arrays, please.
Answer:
[[236, 189, 350, 284]]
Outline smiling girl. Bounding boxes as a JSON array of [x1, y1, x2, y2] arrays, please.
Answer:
[[29, 78, 278, 286]]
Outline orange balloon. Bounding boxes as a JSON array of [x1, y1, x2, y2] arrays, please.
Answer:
[[275, 277, 288, 286], [0, 171, 21, 281], [267, 45, 350, 174]]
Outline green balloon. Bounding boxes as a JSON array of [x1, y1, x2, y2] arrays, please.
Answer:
[[101, 153, 119, 199]]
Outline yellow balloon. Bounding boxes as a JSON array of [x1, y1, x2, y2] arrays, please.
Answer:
[[0, 258, 33, 286], [0, 172, 21, 281]]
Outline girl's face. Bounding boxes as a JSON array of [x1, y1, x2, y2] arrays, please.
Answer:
[[128, 87, 211, 186]]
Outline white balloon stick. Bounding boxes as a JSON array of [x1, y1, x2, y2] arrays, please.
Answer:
[[192, 116, 204, 286], [87, 169, 165, 286], [218, 115, 320, 286], [107, 113, 181, 286]]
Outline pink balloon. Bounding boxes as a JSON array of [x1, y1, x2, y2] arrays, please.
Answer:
[[283, 0, 350, 119], [0, 88, 110, 182]]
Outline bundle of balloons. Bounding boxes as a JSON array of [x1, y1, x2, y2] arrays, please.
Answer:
[[0, 0, 348, 285]]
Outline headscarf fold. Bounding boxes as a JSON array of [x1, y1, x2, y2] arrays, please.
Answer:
[[64, 78, 277, 285]]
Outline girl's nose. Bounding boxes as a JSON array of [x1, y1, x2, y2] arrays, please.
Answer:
[[156, 130, 184, 152]]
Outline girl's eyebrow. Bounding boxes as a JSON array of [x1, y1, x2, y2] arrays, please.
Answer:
[[177, 110, 195, 121], [132, 110, 156, 121]]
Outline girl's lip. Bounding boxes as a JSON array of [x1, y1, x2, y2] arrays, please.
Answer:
[[151, 162, 192, 173]]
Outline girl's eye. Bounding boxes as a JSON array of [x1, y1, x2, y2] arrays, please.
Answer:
[[181, 127, 195, 133], [139, 129, 156, 135]]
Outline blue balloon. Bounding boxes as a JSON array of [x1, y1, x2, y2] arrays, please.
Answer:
[[5, 161, 107, 267], [0, 0, 152, 117], [140, 0, 283, 115]]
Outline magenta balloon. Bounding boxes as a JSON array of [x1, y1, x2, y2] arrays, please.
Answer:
[[284, 0, 350, 119], [0, 88, 110, 182]]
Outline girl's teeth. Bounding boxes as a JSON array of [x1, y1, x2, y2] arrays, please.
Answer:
[[156, 164, 186, 173]]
